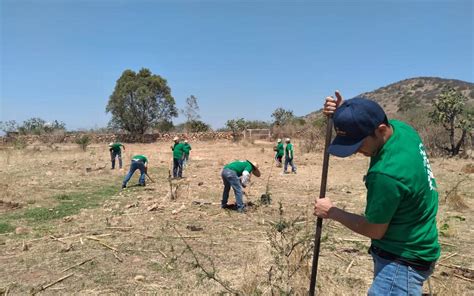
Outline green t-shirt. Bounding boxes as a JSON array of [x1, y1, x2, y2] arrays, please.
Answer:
[[365, 120, 440, 262], [276, 143, 284, 157], [224, 160, 254, 177], [109, 143, 123, 153], [285, 143, 294, 159], [183, 143, 192, 155], [132, 154, 148, 164], [172, 143, 185, 159]]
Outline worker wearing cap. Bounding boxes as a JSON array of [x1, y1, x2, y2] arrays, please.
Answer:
[[283, 138, 297, 174], [171, 136, 185, 178], [274, 139, 284, 167], [182, 140, 192, 168], [314, 92, 440, 295], [109, 142, 125, 169], [221, 160, 261, 213], [122, 154, 148, 188]]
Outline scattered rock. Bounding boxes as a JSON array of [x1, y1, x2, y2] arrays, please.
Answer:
[[172, 204, 186, 215], [198, 182, 204, 186], [15, 227, 30, 235], [125, 203, 138, 209], [134, 275, 145, 281], [60, 244, 73, 253], [147, 204, 164, 212], [85, 167, 92, 173], [63, 216, 74, 223], [0, 200, 22, 211], [186, 225, 203, 231], [22, 241, 29, 251], [462, 164, 474, 174], [45, 171, 53, 176]]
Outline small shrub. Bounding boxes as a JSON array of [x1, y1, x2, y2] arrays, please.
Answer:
[[13, 138, 27, 150], [0, 222, 15, 234], [75, 135, 91, 151]]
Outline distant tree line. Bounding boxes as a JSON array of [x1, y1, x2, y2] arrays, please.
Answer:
[[0, 118, 66, 135], [4, 68, 471, 157]]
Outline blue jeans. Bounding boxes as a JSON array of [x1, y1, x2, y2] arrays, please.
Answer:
[[221, 168, 244, 210], [183, 154, 189, 168], [284, 157, 296, 173], [368, 252, 434, 296], [173, 158, 183, 178], [111, 150, 122, 169], [122, 160, 146, 187]]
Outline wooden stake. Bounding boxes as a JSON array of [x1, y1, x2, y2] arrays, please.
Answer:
[[105, 227, 133, 231], [61, 258, 94, 273], [345, 260, 355, 273], [40, 273, 74, 291], [86, 236, 118, 252], [453, 274, 474, 283], [50, 235, 69, 245], [113, 252, 123, 262], [439, 252, 458, 263]]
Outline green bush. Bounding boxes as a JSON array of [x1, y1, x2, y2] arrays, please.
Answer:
[[75, 135, 91, 151]]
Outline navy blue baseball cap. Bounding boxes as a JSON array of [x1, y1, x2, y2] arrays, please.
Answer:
[[329, 97, 387, 157]]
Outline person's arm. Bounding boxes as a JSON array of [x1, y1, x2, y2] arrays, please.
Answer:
[[314, 198, 388, 239], [240, 171, 251, 187], [323, 90, 344, 116]]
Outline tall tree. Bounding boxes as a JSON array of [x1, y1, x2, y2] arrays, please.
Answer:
[[106, 68, 178, 134], [429, 87, 473, 156], [182, 95, 200, 122], [271, 108, 295, 126]]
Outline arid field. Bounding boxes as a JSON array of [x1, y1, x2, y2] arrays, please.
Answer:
[[0, 140, 473, 295]]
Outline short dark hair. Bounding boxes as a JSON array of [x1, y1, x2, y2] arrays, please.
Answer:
[[368, 116, 389, 137]]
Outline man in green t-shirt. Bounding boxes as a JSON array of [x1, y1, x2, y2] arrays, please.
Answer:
[[122, 154, 148, 189], [274, 139, 284, 167], [283, 138, 297, 174], [182, 140, 192, 168], [109, 142, 125, 169], [313, 92, 440, 295], [221, 160, 261, 213], [171, 136, 185, 178]]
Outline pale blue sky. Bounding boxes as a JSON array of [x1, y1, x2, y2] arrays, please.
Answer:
[[1, 0, 473, 130]]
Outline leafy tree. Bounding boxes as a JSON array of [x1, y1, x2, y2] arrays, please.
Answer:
[[429, 87, 473, 156], [106, 68, 178, 135], [186, 120, 211, 132], [0, 120, 19, 133], [44, 120, 66, 133], [19, 117, 47, 135], [155, 120, 174, 132], [225, 118, 247, 140], [244, 120, 271, 129], [271, 108, 295, 126], [14, 118, 66, 135], [75, 135, 91, 151]]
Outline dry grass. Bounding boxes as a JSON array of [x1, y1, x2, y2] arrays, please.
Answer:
[[0, 141, 473, 295]]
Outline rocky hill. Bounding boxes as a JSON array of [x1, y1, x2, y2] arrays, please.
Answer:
[[305, 77, 474, 119]]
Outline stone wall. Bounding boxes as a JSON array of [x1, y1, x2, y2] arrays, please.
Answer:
[[1, 132, 235, 145]]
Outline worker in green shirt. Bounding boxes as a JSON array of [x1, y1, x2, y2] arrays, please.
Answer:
[[274, 138, 284, 167], [122, 154, 148, 189], [109, 142, 125, 169], [221, 160, 261, 213], [314, 92, 440, 295], [171, 136, 185, 178], [283, 138, 296, 174], [183, 140, 192, 168]]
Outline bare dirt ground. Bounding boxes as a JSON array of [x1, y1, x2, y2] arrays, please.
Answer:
[[0, 140, 473, 295]]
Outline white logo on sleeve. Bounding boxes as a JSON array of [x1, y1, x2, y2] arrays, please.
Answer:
[[419, 143, 436, 191]]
